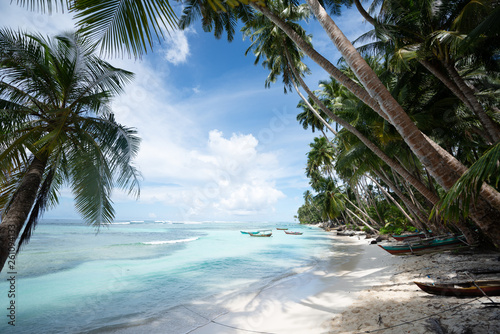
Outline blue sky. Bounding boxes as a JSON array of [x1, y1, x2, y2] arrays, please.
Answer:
[[1, 2, 370, 222]]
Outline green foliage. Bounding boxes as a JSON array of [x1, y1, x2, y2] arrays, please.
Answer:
[[434, 141, 500, 221], [380, 221, 416, 235], [296, 202, 322, 224], [0, 29, 141, 250]]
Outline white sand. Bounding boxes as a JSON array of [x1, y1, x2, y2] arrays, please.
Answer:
[[330, 246, 500, 334], [186, 235, 398, 334], [102, 234, 500, 334]]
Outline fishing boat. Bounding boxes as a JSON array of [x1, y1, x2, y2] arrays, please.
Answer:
[[378, 235, 467, 255], [284, 231, 303, 235], [276, 228, 288, 230], [241, 229, 272, 235], [240, 230, 258, 235], [392, 232, 426, 241], [248, 230, 273, 237], [414, 280, 500, 297]]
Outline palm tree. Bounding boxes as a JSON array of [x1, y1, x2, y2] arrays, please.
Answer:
[[0, 29, 141, 272], [361, 0, 500, 143], [21, 0, 500, 244]]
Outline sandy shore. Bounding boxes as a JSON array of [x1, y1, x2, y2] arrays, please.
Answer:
[[104, 234, 500, 334], [330, 242, 500, 334], [186, 235, 398, 334]]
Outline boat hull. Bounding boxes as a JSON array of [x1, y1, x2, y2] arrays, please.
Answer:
[[249, 233, 272, 237], [378, 236, 466, 255], [284, 231, 303, 235], [414, 280, 500, 297]]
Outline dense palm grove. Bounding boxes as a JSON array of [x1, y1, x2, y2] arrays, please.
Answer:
[[1, 0, 499, 272], [292, 1, 500, 245]]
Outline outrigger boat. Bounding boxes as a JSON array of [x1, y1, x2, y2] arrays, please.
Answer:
[[378, 235, 467, 255], [240, 230, 258, 235], [284, 231, 303, 235], [392, 232, 426, 241], [241, 229, 271, 235], [248, 230, 273, 237], [414, 280, 500, 297]]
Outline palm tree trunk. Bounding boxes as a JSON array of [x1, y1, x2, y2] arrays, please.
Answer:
[[250, 2, 384, 115], [284, 49, 442, 206], [367, 171, 428, 233], [442, 61, 500, 143], [344, 196, 381, 228], [0, 157, 46, 272], [353, 0, 376, 25], [345, 207, 377, 232], [304, 0, 500, 245]]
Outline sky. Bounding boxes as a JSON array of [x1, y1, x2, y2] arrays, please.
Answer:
[[1, 2, 371, 222]]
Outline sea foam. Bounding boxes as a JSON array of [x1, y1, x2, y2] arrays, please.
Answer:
[[142, 237, 199, 245]]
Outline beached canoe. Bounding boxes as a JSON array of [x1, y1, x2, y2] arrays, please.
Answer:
[[378, 235, 466, 255], [414, 280, 500, 297], [392, 232, 426, 241], [284, 231, 303, 235]]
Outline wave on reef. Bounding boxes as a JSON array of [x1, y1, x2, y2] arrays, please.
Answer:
[[141, 237, 199, 245]]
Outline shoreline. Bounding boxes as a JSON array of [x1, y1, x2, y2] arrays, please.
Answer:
[[330, 241, 500, 334], [97, 232, 500, 334], [100, 234, 396, 334], [187, 234, 399, 334]]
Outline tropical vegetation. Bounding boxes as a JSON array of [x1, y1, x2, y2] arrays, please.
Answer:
[[2, 0, 500, 270], [0, 29, 141, 271]]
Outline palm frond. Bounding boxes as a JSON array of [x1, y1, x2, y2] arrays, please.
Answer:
[[434, 141, 500, 220], [71, 0, 178, 58]]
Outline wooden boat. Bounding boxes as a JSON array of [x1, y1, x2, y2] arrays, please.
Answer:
[[248, 230, 272, 237], [414, 280, 500, 297], [276, 228, 288, 230], [392, 232, 426, 241], [241, 231, 257, 234], [378, 235, 466, 255], [284, 231, 303, 235], [241, 229, 270, 235]]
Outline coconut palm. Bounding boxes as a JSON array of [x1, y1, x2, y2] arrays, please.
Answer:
[[20, 0, 500, 243], [0, 29, 141, 272], [359, 0, 500, 143]]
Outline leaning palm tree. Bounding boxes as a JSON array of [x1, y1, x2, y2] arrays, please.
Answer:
[[0, 29, 141, 272]]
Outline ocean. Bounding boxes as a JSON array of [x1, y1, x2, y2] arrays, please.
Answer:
[[0, 219, 336, 333]]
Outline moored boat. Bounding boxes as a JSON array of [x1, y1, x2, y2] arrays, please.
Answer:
[[284, 231, 303, 235], [276, 228, 288, 230], [378, 235, 467, 255], [248, 230, 273, 237], [392, 232, 426, 241], [241, 229, 270, 235], [414, 280, 500, 297]]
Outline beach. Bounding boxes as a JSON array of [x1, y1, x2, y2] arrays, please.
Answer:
[[109, 234, 397, 334], [155, 234, 499, 334], [2, 222, 499, 334], [330, 241, 500, 334]]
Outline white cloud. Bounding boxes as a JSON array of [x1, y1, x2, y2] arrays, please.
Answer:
[[123, 130, 285, 219], [162, 28, 192, 65]]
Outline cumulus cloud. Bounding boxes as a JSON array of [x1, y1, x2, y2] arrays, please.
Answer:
[[162, 28, 192, 65], [127, 130, 285, 219]]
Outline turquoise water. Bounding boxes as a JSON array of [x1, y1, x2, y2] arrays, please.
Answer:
[[0, 220, 333, 333]]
